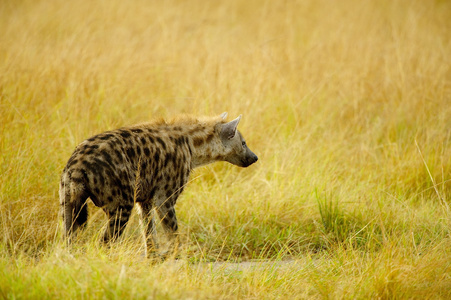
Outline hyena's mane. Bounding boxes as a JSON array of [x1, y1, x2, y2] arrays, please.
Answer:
[[130, 115, 226, 130]]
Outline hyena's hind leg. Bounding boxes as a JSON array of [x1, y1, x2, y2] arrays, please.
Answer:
[[136, 201, 159, 258], [59, 177, 89, 243], [102, 204, 133, 244]]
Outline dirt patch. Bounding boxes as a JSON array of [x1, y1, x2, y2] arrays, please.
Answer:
[[208, 260, 301, 272], [162, 259, 304, 273]]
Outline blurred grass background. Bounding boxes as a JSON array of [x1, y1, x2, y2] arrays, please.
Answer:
[[1, 0, 451, 298]]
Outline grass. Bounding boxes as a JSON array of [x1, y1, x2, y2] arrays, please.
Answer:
[[1, 0, 451, 298]]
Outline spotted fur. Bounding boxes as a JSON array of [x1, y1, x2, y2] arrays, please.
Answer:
[[59, 113, 258, 256]]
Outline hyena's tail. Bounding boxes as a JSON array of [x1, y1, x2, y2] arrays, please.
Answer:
[[59, 170, 89, 242]]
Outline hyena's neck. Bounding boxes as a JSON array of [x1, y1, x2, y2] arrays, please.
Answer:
[[186, 123, 225, 169]]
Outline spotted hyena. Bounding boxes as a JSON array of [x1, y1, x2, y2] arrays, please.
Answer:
[[59, 112, 258, 256]]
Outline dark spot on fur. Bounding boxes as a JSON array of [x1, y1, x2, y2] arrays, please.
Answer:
[[141, 160, 147, 169], [100, 134, 114, 140], [178, 186, 185, 195], [120, 203, 134, 212], [113, 149, 123, 163], [156, 137, 166, 150], [175, 137, 185, 147], [205, 133, 214, 143], [162, 215, 177, 231], [149, 187, 156, 199], [144, 147, 150, 156], [93, 158, 110, 171], [154, 150, 160, 163], [70, 176, 84, 184], [85, 144, 99, 155], [188, 143, 193, 157], [120, 130, 131, 138], [193, 137, 204, 147], [100, 150, 113, 164], [67, 158, 78, 168], [172, 181, 179, 192], [120, 171, 128, 181], [164, 153, 174, 167], [126, 147, 136, 159], [188, 126, 202, 135]]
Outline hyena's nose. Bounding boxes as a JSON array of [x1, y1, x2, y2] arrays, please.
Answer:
[[243, 150, 258, 167], [249, 153, 258, 165], [252, 154, 258, 163]]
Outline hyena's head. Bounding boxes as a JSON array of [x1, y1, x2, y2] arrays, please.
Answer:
[[218, 113, 258, 168]]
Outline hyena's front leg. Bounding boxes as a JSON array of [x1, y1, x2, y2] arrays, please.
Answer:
[[137, 201, 159, 258], [156, 201, 179, 258]]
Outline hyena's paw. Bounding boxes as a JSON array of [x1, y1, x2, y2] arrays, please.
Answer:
[[159, 250, 181, 261], [146, 251, 171, 264]]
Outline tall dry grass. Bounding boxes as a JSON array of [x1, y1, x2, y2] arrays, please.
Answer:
[[1, 0, 451, 298]]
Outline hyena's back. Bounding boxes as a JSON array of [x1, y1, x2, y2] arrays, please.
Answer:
[[60, 125, 192, 242]]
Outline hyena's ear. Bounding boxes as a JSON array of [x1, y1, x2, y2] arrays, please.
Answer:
[[220, 115, 242, 140], [220, 112, 228, 120]]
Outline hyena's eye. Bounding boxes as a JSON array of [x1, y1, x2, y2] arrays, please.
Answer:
[[242, 141, 246, 147]]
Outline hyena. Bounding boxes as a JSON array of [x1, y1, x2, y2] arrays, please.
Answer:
[[59, 112, 258, 257]]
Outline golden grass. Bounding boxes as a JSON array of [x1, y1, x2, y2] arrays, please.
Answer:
[[1, 0, 451, 298]]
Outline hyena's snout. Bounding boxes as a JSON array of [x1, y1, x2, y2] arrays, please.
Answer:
[[242, 149, 258, 167]]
